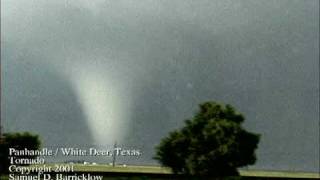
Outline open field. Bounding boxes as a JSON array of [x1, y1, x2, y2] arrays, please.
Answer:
[[2, 164, 319, 179], [39, 164, 320, 178], [238, 169, 320, 179], [72, 164, 172, 174], [72, 164, 320, 178]]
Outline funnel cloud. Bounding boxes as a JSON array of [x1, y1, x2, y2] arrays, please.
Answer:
[[1, 0, 319, 171]]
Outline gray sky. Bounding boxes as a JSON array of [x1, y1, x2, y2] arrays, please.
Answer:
[[1, 0, 319, 172]]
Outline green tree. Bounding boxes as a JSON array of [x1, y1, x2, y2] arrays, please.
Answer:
[[0, 132, 41, 174], [154, 101, 260, 176]]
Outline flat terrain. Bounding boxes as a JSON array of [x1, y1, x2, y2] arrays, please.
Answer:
[[2, 164, 319, 179], [73, 164, 172, 174], [64, 164, 320, 178], [238, 169, 320, 179]]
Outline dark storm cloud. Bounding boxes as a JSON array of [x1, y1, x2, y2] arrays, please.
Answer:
[[2, 0, 319, 171], [1, 43, 94, 146]]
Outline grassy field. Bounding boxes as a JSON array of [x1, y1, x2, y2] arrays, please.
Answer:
[[238, 169, 320, 179], [44, 164, 320, 178], [72, 164, 172, 174], [71, 164, 319, 178], [1, 164, 319, 179]]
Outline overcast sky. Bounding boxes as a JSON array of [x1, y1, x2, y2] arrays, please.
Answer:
[[1, 0, 319, 171]]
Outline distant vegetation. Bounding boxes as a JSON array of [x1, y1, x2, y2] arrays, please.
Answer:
[[154, 101, 260, 176], [0, 132, 41, 174]]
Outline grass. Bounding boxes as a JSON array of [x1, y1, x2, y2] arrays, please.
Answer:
[[239, 169, 320, 179], [40, 164, 320, 178], [2, 164, 320, 179], [72, 164, 172, 174]]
